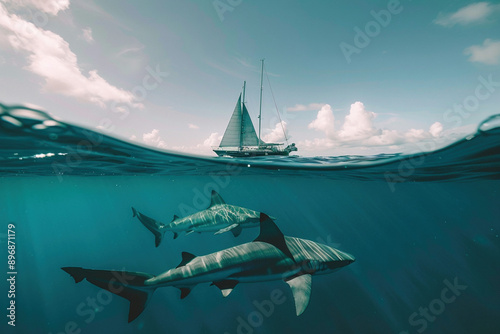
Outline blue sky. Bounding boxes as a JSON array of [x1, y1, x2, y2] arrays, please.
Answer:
[[1, 0, 499, 156]]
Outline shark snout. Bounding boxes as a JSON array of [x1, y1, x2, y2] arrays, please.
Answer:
[[341, 251, 355, 264], [329, 250, 355, 269]]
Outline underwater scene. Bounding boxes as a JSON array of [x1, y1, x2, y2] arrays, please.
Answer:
[[1, 105, 499, 334]]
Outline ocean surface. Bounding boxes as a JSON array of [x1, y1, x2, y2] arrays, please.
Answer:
[[1, 104, 499, 334]]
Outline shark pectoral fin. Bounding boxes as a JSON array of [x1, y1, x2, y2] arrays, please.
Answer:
[[132, 207, 138, 217], [172, 215, 179, 222], [221, 289, 232, 297], [254, 213, 295, 262], [154, 233, 163, 248], [176, 252, 197, 268], [177, 287, 192, 299], [209, 190, 226, 207], [285, 274, 312, 316], [173, 232, 179, 239], [214, 223, 239, 235], [231, 224, 243, 237], [211, 280, 239, 297]]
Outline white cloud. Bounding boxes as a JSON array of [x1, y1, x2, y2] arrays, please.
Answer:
[[203, 132, 222, 147], [162, 132, 223, 156], [404, 128, 428, 142], [301, 137, 336, 151], [0, 3, 142, 109], [434, 2, 499, 27], [3, 0, 70, 15], [308, 104, 335, 137], [337, 102, 377, 141], [81, 27, 94, 44], [464, 39, 500, 65], [143, 129, 168, 149], [188, 123, 199, 129], [306, 101, 443, 150], [263, 121, 287, 143], [429, 121, 443, 137], [363, 129, 404, 146], [287, 103, 326, 112]]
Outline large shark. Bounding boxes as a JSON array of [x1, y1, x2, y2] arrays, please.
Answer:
[[131, 190, 268, 247], [62, 214, 355, 322]]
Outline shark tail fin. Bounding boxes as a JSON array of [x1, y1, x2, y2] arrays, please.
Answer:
[[62, 267, 156, 323], [131, 207, 166, 247]]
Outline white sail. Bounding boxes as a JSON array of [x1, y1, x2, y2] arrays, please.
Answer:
[[219, 95, 260, 148], [219, 95, 243, 147], [241, 103, 259, 146]]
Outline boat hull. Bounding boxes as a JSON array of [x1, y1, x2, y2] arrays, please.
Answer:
[[213, 148, 290, 157]]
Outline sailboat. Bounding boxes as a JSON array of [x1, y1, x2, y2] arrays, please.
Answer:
[[213, 60, 297, 157]]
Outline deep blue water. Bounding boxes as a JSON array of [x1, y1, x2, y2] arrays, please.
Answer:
[[1, 105, 499, 334]]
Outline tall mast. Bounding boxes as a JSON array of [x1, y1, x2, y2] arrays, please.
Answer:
[[242, 81, 246, 108], [258, 59, 264, 147], [240, 81, 246, 150]]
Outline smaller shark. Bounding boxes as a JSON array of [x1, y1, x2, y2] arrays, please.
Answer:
[[62, 213, 355, 322], [131, 190, 269, 247]]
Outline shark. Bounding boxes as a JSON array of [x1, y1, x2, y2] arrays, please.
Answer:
[[131, 190, 269, 247], [62, 213, 355, 322]]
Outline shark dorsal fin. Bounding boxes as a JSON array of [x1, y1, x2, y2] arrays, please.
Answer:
[[254, 213, 295, 262], [176, 252, 196, 268], [285, 274, 312, 316], [172, 215, 179, 222], [209, 190, 225, 207]]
